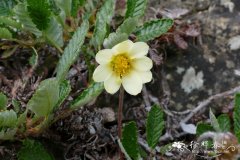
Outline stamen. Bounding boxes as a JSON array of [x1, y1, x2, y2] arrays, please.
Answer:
[[111, 54, 131, 77]]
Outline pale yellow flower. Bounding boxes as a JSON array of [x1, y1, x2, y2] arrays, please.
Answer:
[[93, 40, 153, 95]]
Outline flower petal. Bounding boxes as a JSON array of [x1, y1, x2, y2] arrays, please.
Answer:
[[96, 49, 114, 64], [104, 75, 121, 94], [112, 40, 133, 54], [93, 65, 112, 82], [129, 42, 149, 58], [138, 71, 152, 83], [122, 71, 143, 95], [132, 56, 153, 71]]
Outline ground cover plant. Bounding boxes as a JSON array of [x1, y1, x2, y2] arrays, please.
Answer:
[[1, 0, 240, 159]]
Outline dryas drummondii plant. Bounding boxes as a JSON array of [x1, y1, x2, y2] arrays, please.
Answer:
[[0, 0, 173, 159]]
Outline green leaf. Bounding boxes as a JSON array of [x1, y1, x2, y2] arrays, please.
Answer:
[[209, 109, 221, 132], [217, 114, 231, 132], [103, 32, 128, 49], [196, 122, 214, 136], [0, 110, 17, 127], [160, 143, 173, 155], [56, 20, 89, 81], [0, 92, 7, 110], [12, 99, 20, 113], [121, 121, 140, 160], [147, 104, 164, 149], [18, 139, 54, 160], [27, 0, 51, 30], [125, 0, 147, 19], [135, 19, 173, 42], [71, 0, 81, 17], [0, 16, 21, 29], [234, 93, 240, 142], [0, 128, 17, 140], [54, 0, 72, 17], [44, 16, 64, 48], [116, 17, 138, 35], [91, 0, 115, 49], [29, 47, 38, 68], [14, 3, 42, 37], [55, 80, 71, 109], [70, 82, 104, 109], [27, 78, 59, 117], [0, 27, 12, 39], [0, 0, 16, 16]]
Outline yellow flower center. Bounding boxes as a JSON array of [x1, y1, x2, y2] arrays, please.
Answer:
[[111, 54, 131, 77]]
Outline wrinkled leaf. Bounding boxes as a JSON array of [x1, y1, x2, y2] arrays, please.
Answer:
[[29, 47, 38, 68], [91, 0, 115, 49], [27, 78, 59, 117], [147, 104, 164, 149], [70, 82, 104, 110], [0, 16, 21, 29], [27, 0, 51, 30], [44, 16, 64, 48], [217, 114, 231, 132], [209, 109, 221, 132], [0, 92, 7, 110], [234, 93, 240, 142], [0, 110, 17, 127], [135, 19, 173, 42], [0, 27, 12, 39], [103, 32, 128, 49], [196, 122, 214, 136], [18, 139, 54, 160], [56, 20, 89, 81], [122, 121, 140, 160], [116, 17, 138, 35], [0, 0, 16, 16], [14, 3, 42, 37], [0, 128, 17, 140], [55, 80, 71, 109], [125, 0, 147, 18]]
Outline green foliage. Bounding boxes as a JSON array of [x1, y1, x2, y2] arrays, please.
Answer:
[[18, 139, 54, 160], [0, 92, 8, 110], [54, 0, 71, 17], [56, 20, 89, 81], [103, 32, 128, 49], [44, 16, 64, 48], [0, 16, 21, 29], [116, 17, 138, 35], [91, 0, 115, 49], [71, 0, 81, 17], [135, 19, 173, 42], [104, 17, 138, 49], [147, 104, 164, 149], [217, 114, 231, 132], [27, 78, 59, 117], [122, 121, 140, 160], [125, 0, 147, 19], [29, 47, 38, 68], [234, 93, 240, 142], [0, 0, 16, 16], [196, 122, 214, 136], [0, 27, 12, 39], [0, 110, 17, 127], [14, 3, 42, 37], [71, 82, 104, 109], [0, 128, 17, 140], [27, 0, 51, 30], [55, 80, 71, 109], [209, 109, 220, 132]]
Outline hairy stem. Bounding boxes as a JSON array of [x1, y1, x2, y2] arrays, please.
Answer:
[[118, 86, 124, 159]]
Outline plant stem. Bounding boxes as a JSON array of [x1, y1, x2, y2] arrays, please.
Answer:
[[118, 86, 124, 159]]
